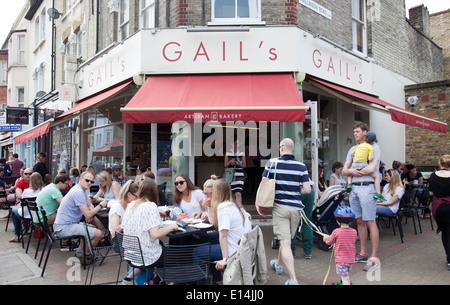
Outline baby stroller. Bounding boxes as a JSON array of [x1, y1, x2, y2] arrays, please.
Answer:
[[312, 185, 347, 251]]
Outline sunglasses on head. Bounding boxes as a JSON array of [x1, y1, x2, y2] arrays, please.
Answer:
[[84, 179, 94, 184], [174, 181, 185, 186]]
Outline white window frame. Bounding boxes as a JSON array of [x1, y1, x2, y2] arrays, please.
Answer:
[[118, 0, 130, 41], [76, 30, 83, 58], [17, 35, 26, 65], [351, 0, 367, 55], [0, 61, 7, 85], [17, 87, 25, 108], [140, 0, 155, 29], [209, 0, 265, 25]]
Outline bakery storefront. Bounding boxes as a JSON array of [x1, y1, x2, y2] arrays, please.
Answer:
[[65, 26, 445, 204]]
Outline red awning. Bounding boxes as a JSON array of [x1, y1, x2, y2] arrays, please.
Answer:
[[14, 120, 51, 145], [121, 73, 307, 123], [56, 81, 133, 122], [92, 138, 123, 156], [308, 76, 447, 133]]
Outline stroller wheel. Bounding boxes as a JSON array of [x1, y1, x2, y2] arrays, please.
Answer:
[[271, 237, 280, 249]]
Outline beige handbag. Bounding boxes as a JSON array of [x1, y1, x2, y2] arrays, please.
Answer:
[[255, 160, 277, 208]]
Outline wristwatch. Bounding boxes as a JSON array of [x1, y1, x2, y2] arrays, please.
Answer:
[[223, 257, 228, 262]]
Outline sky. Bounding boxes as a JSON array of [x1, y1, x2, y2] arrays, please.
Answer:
[[0, 0, 448, 48]]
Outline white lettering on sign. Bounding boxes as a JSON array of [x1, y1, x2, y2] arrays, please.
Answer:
[[312, 48, 363, 85]]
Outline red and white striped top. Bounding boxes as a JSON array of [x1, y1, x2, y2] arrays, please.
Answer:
[[324, 227, 357, 264]]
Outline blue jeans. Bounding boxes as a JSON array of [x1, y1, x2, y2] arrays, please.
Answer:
[[194, 239, 222, 283], [376, 205, 396, 216], [12, 206, 23, 236]]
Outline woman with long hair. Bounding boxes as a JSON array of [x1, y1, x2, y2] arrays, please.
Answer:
[[208, 178, 251, 280], [121, 179, 178, 284], [94, 170, 120, 203], [173, 173, 205, 217], [376, 169, 404, 216], [108, 180, 139, 250], [10, 172, 44, 242]]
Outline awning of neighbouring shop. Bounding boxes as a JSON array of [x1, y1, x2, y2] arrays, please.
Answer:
[[54, 80, 133, 124], [14, 119, 52, 145], [92, 137, 123, 156], [307, 76, 447, 133], [121, 73, 308, 123]]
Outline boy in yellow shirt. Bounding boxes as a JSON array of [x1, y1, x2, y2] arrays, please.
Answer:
[[345, 132, 386, 201]]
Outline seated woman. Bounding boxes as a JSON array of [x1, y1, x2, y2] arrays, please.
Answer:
[[329, 162, 346, 186], [173, 173, 205, 218], [108, 180, 139, 252], [9, 173, 44, 242], [121, 179, 178, 285], [93, 171, 120, 205], [376, 169, 404, 216], [207, 178, 252, 284]]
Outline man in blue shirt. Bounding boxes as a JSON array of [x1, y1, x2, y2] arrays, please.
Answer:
[[256, 138, 311, 285], [53, 171, 107, 261]]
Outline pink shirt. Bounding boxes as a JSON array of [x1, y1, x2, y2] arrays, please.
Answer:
[[324, 227, 357, 264]]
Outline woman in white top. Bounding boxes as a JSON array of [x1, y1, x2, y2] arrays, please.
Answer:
[[209, 178, 251, 273], [376, 169, 404, 216], [108, 180, 139, 251], [329, 161, 347, 186], [121, 179, 178, 284], [173, 173, 205, 217], [9, 173, 43, 242]]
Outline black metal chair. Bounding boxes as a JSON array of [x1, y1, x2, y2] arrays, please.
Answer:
[[115, 232, 154, 285], [377, 206, 405, 243], [18, 197, 36, 249], [155, 243, 211, 285], [84, 223, 120, 285], [0, 190, 16, 232], [29, 205, 85, 277]]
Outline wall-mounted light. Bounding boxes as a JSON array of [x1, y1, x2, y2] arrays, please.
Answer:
[[407, 96, 419, 107]]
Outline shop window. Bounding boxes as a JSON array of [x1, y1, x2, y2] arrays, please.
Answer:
[[82, 97, 125, 168], [52, 121, 72, 178], [210, 0, 264, 25]]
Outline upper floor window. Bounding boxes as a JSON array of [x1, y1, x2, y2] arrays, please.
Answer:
[[119, 0, 130, 41], [34, 8, 46, 48], [17, 35, 26, 65], [17, 87, 25, 108], [141, 0, 155, 28], [352, 0, 366, 54], [210, 0, 264, 25], [1, 61, 7, 85]]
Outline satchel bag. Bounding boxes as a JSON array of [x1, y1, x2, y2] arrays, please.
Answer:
[[255, 160, 277, 208], [223, 166, 236, 184]]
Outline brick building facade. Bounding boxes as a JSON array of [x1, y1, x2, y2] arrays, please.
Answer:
[[404, 6, 449, 167], [404, 80, 449, 166]]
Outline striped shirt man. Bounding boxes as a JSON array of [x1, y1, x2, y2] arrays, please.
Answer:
[[262, 154, 310, 209]]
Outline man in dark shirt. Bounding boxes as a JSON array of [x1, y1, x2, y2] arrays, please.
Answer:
[[33, 153, 51, 184], [10, 153, 24, 177]]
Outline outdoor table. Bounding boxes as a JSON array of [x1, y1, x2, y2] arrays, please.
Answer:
[[167, 221, 218, 245]]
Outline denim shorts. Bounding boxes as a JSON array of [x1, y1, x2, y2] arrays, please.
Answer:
[[349, 184, 377, 221], [53, 222, 97, 240]]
